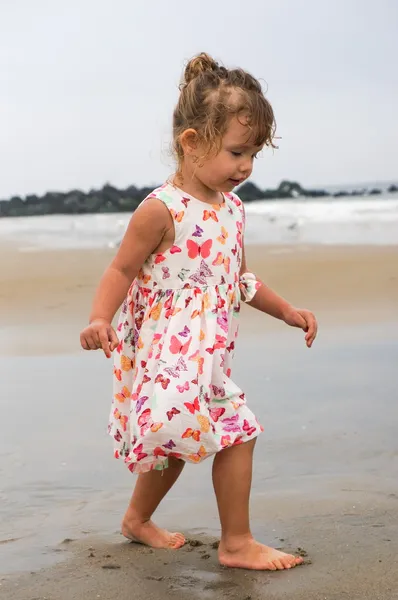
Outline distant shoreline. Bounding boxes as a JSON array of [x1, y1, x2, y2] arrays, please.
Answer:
[[1, 179, 397, 218]]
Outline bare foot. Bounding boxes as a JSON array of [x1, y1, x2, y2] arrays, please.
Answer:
[[122, 517, 185, 550], [219, 537, 304, 570]]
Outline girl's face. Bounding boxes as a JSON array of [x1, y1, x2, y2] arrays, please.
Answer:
[[196, 116, 263, 193]]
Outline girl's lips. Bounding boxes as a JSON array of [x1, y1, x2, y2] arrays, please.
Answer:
[[229, 178, 242, 185]]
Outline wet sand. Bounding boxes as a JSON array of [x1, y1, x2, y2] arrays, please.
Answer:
[[1, 244, 398, 599]]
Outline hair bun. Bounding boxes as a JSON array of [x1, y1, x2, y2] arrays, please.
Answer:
[[184, 52, 220, 84]]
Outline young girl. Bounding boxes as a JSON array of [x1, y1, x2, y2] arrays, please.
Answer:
[[80, 53, 317, 571]]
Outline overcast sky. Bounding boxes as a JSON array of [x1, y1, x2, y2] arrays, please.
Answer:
[[1, 0, 397, 198]]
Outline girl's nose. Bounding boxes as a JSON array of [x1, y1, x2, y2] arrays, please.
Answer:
[[240, 158, 253, 176]]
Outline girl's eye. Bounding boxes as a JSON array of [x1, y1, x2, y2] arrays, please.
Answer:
[[231, 151, 242, 157]]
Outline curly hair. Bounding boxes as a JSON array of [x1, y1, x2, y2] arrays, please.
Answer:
[[173, 52, 276, 172]]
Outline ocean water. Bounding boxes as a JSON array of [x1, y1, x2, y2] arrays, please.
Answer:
[[0, 195, 398, 250]]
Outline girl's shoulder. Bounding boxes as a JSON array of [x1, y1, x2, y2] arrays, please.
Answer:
[[143, 181, 185, 210]]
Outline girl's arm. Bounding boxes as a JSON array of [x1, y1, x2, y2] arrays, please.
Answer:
[[80, 198, 172, 357], [240, 244, 318, 348]]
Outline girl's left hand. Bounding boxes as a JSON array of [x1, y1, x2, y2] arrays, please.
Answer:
[[283, 307, 318, 348]]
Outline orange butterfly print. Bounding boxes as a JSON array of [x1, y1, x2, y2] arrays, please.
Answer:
[[184, 396, 200, 414], [170, 208, 185, 222], [236, 221, 243, 247], [151, 422, 163, 433], [197, 414, 210, 433], [114, 367, 122, 381], [149, 302, 162, 321], [169, 335, 192, 355], [189, 350, 204, 375], [114, 386, 131, 403], [201, 292, 210, 310], [217, 226, 228, 245], [113, 408, 128, 431], [137, 268, 151, 283], [186, 239, 213, 259], [212, 252, 230, 274], [121, 355, 134, 371], [191, 309, 202, 319], [203, 210, 218, 222], [188, 445, 207, 463], [182, 428, 201, 442]]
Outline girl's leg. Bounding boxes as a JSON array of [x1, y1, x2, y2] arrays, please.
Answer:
[[212, 439, 304, 570], [122, 457, 186, 549]]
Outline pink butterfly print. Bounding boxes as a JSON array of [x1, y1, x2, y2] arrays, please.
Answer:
[[236, 222, 243, 247], [226, 341, 235, 352], [209, 406, 226, 422], [162, 266, 170, 279], [170, 245, 182, 254], [135, 395, 149, 413], [181, 197, 190, 208], [177, 381, 190, 393], [186, 238, 213, 260], [221, 434, 232, 447], [178, 325, 190, 338], [138, 408, 152, 436], [189, 260, 213, 285], [133, 443, 148, 461], [221, 414, 241, 432], [206, 335, 227, 354], [192, 224, 204, 237], [163, 439, 176, 450], [243, 419, 257, 436], [211, 384, 226, 398], [164, 356, 188, 378], [217, 311, 229, 333], [169, 335, 192, 355]]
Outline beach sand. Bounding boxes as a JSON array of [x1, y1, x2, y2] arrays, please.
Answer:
[[1, 244, 397, 355], [1, 244, 398, 599]]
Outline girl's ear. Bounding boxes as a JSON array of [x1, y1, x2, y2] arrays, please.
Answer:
[[179, 128, 199, 155]]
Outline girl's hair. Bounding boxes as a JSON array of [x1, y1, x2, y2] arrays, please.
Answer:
[[173, 52, 276, 171]]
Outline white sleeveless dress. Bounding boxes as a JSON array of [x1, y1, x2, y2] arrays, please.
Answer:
[[108, 181, 262, 473]]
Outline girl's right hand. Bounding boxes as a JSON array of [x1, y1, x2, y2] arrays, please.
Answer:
[[80, 319, 119, 358]]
